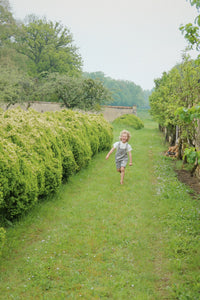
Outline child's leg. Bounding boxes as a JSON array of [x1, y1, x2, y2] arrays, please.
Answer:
[[116, 160, 121, 173], [120, 167, 125, 184]]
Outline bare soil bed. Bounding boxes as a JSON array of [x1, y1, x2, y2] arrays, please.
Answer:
[[176, 168, 200, 196]]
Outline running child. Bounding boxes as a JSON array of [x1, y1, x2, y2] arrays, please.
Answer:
[[106, 130, 132, 184]]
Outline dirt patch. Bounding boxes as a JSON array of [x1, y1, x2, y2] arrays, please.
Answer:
[[175, 169, 200, 196]]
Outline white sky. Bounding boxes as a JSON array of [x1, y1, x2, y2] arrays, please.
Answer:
[[10, 0, 198, 90]]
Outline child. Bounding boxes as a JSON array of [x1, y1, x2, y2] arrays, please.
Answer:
[[106, 130, 132, 184]]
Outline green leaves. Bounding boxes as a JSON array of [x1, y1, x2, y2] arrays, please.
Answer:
[[176, 105, 200, 169], [188, 0, 200, 9], [175, 105, 200, 124], [0, 64, 34, 107], [15, 16, 82, 76], [150, 58, 200, 130], [180, 22, 200, 51], [112, 114, 144, 130], [183, 147, 200, 164], [179, 0, 200, 52], [0, 0, 17, 46], [35, 73, 112, 111], [83, 72, 149, 108], [0, 108, 113, 220]]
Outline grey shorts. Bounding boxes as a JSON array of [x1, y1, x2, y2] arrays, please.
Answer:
[[116, 158, 128, 169]]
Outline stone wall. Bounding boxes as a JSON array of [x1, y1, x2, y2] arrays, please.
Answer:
[[102, 105, 137, 122], [0, 102, 137, 122]]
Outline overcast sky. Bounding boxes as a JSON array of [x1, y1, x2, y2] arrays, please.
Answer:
[[10, 0, 198, 90]]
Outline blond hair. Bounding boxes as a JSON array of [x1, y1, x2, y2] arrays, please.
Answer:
[[119, 130, 131, 142]]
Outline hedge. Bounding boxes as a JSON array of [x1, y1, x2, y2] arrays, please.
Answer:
[[112, 114, 144, 129], [0, 108, 113, 220]]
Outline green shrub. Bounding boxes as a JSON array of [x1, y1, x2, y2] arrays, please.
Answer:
[[0, 107, 113, 220], [0, 138, 38, 218], [112, 114, 144, 129]]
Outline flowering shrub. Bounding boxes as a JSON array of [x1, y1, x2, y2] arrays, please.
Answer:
[[0, 108, 113, 220]]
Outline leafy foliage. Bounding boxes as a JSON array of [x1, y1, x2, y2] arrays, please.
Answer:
[[0, 108, 113, 220], [112, 114, 144, 130], [176, 105, 200, 170], [0, 64, 35, 107], [180, 0, 200, 53], [33, 73, 113, 110], [0, 0, 17, 46], [149, 57, 200, 144], [183, 147, 200, 164], [15, 15, 82, 77], [84, 71, 151, 108], [175, 105, 200, 124]]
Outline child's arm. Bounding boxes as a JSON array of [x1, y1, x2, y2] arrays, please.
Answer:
[[106, 147, 115, 160], [128, 151, 132, 166]]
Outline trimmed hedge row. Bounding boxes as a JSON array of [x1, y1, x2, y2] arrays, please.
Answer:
[[112, 114, 144, 129], [0, 108, 113, 220]]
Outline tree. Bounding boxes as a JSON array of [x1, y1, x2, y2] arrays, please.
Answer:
[[81, 78, 113, 110], [0, 0, 17, 46], [0, 65, 35, 108], [83, 72, 149, 108], [149, 57, 200, 145], [15, 16, 83, 76], [180, 0, 200, 52], [34, 73, 112, 110]]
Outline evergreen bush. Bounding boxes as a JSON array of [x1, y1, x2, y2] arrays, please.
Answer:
[[112, 114, 144, 129], [0, 108, 113, 221]]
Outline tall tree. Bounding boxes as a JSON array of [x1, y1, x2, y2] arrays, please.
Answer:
[[84, 72, 149, 108], [0, 0, 17, 46], [149, 57, 200, 144], [34, 73, 112, 110], [0, 64, 35, 107], [15, 16, 83, 76]]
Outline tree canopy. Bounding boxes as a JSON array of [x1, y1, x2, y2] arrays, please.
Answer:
[[0, 0, 16, 46], [149, 0, 200, 149], [33, 73, 112, 110], [83, 71, 151, 108], [15, 15, 83, 76], [0, 1, 114, 110], [149, 56, 200, 145]]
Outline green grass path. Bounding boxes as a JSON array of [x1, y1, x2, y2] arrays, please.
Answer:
[[0, 115, 199, 299]]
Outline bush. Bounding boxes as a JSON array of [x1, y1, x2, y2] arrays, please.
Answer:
[[112, 114, 144, 129], [0, 108, 113, 220]]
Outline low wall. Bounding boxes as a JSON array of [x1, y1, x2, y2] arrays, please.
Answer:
[[102, 105, 137, 122], [0, 102, 137, 122]]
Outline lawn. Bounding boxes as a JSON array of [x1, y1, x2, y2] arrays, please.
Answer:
[[0, 112, 199, 299]]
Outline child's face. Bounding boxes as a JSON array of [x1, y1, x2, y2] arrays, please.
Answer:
[[121, 133, 128, 143]]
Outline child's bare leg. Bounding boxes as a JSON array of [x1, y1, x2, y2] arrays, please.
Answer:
[[120, 167, 125, 184], [117, 168, 121, 173]]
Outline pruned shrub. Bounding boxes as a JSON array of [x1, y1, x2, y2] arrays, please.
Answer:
[[0, 108, 113, 220], [112, 114, 144, 129]]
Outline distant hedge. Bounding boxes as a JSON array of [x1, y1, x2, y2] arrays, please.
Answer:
[[0, 108, 113, 220], [112, 114, 144, 130]]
